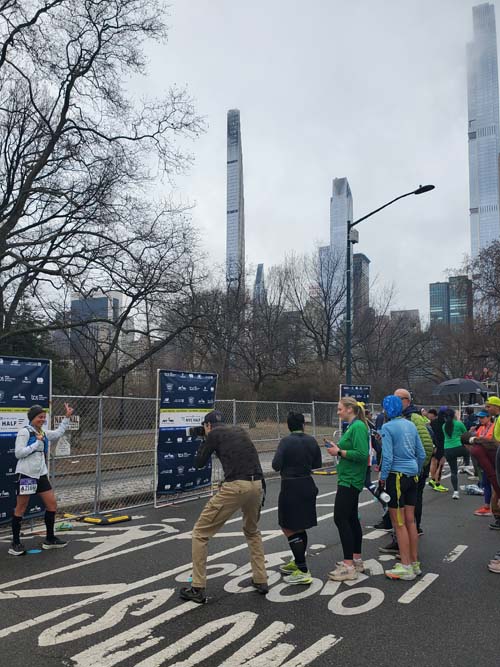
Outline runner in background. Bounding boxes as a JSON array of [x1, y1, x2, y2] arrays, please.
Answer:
[[10, 403, 73, 556], [442, 408, 468, 499], [429, 407, 448, 493], [471, 410, 494, 516]]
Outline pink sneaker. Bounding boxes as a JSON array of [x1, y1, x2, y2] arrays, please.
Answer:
[[487, 560, 500, 574]]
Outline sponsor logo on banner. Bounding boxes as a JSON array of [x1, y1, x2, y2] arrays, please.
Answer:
[[163, 397, 170, 403], [163, 453, 175, 460], [189, 386, 200, 391], [0, 490, 10, 498], [36, 377, 44, 384], [178, 385, 187, 391], [0, 391, 4, 402], [31, 394, 47, 401], [173, 398, 184, 404], [164, 484, 171, 490], [22, 376, 30, 384], [166, 383, 174, 391], [177, 466, 185, 475], [177, 452, 190, 459], [188, 397, 195, 405], [12, 393, 26, 401], [161, 469, 173, 475]]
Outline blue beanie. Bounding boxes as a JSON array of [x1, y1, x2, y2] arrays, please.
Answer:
[[383, 395, 403, 419]]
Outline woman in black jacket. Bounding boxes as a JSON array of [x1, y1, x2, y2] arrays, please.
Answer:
[[272, 412, 322, 585]]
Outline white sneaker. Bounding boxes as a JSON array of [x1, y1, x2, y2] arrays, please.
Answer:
[[452, 491, 460, 500], [328, 563, 357, 581]]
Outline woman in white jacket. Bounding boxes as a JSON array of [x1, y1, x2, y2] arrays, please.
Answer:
[[9, 402, 73, 556]]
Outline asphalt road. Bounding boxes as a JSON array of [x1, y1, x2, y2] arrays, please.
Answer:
[[0, 471, 498, 667]]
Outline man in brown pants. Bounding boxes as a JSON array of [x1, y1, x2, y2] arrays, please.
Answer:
[[179, 410, 268, 603]]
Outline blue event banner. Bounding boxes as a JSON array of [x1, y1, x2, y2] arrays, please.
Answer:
[[340, 384, 371, 403], [0, 356, 51, 524], [157, 370, 217, 495]]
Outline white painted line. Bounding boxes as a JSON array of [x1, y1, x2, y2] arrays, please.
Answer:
[[345, 573, 369, 586], [363, 530, 389, 540], [443, 545, 468, 563], [320, 581, 341, 596], [378, 554, 395, 562], [397, 573, 439, 604]]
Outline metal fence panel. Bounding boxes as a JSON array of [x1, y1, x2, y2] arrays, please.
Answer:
[[51, 396, 421, 516]]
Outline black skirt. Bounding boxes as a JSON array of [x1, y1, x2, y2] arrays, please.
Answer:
[[278, 476, 319, 530]]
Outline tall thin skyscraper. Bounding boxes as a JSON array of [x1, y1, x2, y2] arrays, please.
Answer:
[[226, 109, 245, 286], [467, 3, 500, 255], [253, 263, 266, 304], [330, 177, 354, 311]]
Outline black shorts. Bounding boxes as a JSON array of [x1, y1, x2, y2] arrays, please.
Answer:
[[16, 474, 52, 495], [386, 472, 417, 509], [432, 447, 444, 460]]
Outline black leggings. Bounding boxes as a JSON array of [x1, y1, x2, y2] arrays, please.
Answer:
[[445, 446, 468, 492], [334, 484, 362, 560]]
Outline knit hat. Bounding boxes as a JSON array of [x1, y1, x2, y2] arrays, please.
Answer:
[[383, 395, 403, 419], [27, 405, 45, 422]]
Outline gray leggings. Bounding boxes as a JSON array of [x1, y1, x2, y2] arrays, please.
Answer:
[[445, 446, 468, 491]]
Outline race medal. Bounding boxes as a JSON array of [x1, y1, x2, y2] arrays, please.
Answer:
[[19, 477, 38, 495]]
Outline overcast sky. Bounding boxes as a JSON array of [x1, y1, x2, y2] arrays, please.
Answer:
[[140, 0, 487, 320]]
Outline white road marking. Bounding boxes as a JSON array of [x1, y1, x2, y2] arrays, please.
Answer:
[[345, 573, 369, 586], [397, 573, 439, 604], [363, 529, 390, 540], [328, 587, 385, 615], [443, 545, 468, 563], [265, 578, 323, 603], [363, 559, 384, 575], [378, 555, 395, 561], [320, 581, 341, 596], [310, 544, 326, 550]]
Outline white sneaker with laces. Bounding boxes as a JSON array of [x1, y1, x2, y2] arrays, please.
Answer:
[[452, 491, 459, 500]]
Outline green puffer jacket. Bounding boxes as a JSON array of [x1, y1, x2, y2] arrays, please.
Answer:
[[407, 412, 433, 466]]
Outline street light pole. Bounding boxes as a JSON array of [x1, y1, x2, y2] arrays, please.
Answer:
[[345, 184, 435, 385]]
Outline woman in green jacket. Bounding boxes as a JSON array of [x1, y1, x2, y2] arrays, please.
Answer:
[[442, 408, 467, 499], [325, 397, 369, 582]]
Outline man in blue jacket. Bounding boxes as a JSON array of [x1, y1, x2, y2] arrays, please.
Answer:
[[378, 395, 426, 581]]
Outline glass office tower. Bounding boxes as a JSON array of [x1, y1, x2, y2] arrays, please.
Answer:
[[467, 3, 500, 255], [226, 109, 245, 287]]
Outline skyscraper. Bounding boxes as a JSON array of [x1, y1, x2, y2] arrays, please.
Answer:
[[467, 3, 500, 255], [429, 276, 473, 326], [226, 109, 245, 286], [253, 263, 266, 304], [353, 253, 370, 318], [449, 275, 473, 325], [429, 282, 450, 325], [330, 177, 354, 313], [330, 177, 353, 264]]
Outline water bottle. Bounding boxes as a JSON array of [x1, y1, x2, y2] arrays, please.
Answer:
[[369, 482, 391, 504]]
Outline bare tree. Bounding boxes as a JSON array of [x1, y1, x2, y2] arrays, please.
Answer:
[[232, 266, 303, 397], [285, 249, 346, 380], [0, 0, 206, 393], [0, 0, 204, 377]]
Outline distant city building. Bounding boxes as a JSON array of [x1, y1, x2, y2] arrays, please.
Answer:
[[449, 275, 473, 325], [390, 309, 421, 332], [253, 263, 266, 304], [318, 245, 332, 291], [467, 3, 500, 255], [353, 253, 370, 319], [330, 177, 354, 313], [226, 109, 245, 287], [70, 290, 127, 364], [429, 281, 450, 325], [429, 276, 473, 326]]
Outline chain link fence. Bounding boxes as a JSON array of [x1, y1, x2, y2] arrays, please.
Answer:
[[47, 396, 457, 517]]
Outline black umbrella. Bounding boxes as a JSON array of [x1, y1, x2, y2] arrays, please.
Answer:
[[433, 378, 487, 396]]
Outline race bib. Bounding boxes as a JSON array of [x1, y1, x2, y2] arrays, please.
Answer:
[[19, 476, 38, 495]]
